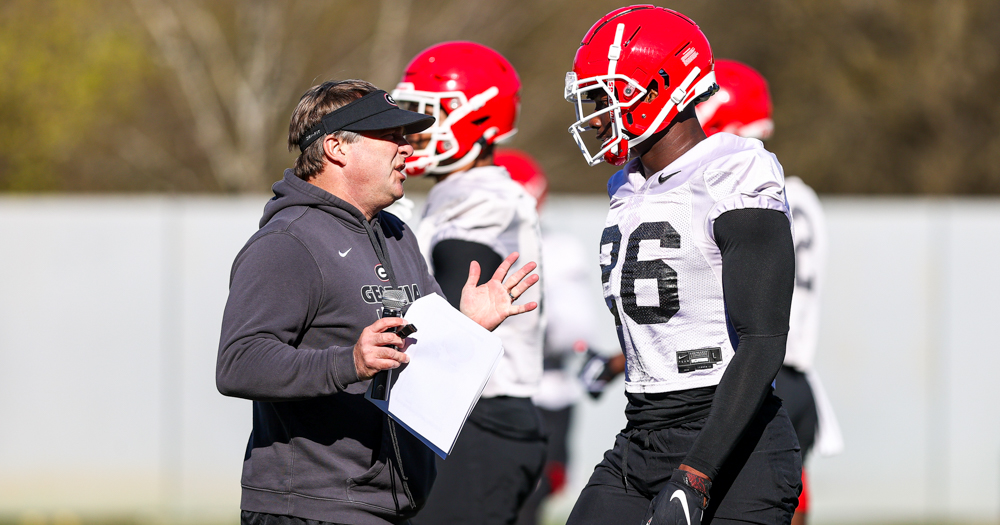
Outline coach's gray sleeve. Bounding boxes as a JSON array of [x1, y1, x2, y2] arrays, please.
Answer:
[[216, 232, 358, 401]]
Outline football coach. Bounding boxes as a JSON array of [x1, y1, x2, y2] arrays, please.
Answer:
[[216, 79, 540, 525]]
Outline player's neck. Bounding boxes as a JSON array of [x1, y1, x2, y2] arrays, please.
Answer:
[[434, 153, 494, 183], [637, 110, 707, 177]]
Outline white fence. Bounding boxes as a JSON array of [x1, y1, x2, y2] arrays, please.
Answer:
[[0, 195, 997, 524]]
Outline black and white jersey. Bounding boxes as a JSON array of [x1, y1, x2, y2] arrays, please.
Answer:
[[416, 165, 545, 398], [601, 133, 791, 394]]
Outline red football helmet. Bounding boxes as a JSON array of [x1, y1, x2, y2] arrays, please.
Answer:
[[697, 59, 773, 139], [392, 41, 520, 176], [566, 5, 717, 166], [494, 149, 548, 210]]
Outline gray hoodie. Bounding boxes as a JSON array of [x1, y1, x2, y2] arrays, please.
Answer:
[[217, 170, 441, 524]]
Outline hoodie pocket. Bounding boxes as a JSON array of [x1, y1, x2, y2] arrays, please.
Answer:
[[345, 451, 400, 511], [345, 421, 395, 507], [345, 420, 435, 513], [347, 456, 388, 488]]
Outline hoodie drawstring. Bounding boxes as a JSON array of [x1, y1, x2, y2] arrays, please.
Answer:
[[361, 214, 416, 511], [362, 214, 400, 286], [387, 419, 416, 509]]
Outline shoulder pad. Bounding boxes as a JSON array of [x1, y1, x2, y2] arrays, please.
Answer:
[[608, 169, 628, 199]]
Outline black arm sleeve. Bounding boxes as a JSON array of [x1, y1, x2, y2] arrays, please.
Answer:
[[431, 239, 503, 309], [682, 208, 795, 479]]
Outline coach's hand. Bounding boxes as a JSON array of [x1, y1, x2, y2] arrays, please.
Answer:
[[460, 251, 539, 331], [353, 317, 410, 380], [644, 469, 711, 525]]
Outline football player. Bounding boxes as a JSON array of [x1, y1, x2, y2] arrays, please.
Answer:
[[563, 6, 801, 525], [393, 43, 547, 525], [493, 149, 592, 525], [697, 59, 845, 525]]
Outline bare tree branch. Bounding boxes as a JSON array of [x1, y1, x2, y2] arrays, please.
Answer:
[[369, 0, 413, 89], [131, 0, 310, 191], [131, 0, 252, 190]]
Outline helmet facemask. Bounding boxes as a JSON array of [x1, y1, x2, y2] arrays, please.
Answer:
[[392, 83, 507, 176], [565, 71, 646, 167], [566, 67, 717, 166]]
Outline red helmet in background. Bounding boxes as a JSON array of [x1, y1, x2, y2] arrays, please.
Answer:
[[392, 41, 521, 176], [566, 5, 717, 166], [696, 59, 773, 139], [494, 149, 548, 210]]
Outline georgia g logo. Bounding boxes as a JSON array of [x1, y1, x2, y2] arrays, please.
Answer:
[[374, 264, 389, 282], [385, 93, 397, 106]]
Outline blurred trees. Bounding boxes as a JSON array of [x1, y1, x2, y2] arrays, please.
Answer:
[[3, 0, 1000, 194], [687, 0, 1000, 194], [0, 0, 147, 191], [129, 0, 310, 191]]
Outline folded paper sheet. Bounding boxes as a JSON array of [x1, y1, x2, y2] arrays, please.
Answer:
[[366, 293, 504, 459]]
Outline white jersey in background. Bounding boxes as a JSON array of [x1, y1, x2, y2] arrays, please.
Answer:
[[784, 175, 844, 456], [601, 133, 790, 394], [784, 176, 826, 372], [416, 165, 545, 399], [532, 231, 595, 411], [383, 195, 416, 222]]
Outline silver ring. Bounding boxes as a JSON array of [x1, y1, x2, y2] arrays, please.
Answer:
[[508, 291, 515, 302]]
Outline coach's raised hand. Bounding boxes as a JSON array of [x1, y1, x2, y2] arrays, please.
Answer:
[[459, 251, 539, 331]]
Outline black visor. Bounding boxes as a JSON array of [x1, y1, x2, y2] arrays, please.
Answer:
[[298, 90, 435, 152]]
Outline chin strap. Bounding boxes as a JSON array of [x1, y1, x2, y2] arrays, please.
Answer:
[[428, 127, 499, 174]]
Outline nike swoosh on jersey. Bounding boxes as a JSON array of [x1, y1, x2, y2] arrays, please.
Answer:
[[671, 490, 692, 525], [659, 170, 681, 184], [339, 248, 352, 257]]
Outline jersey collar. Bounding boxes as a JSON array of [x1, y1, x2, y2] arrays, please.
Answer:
[[631, 134, 731, 195]]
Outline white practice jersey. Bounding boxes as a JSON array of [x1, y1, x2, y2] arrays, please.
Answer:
[[416, 165, 545, 399], [784, 176, 844, 455], [532, 231, 596, 410], [601, 133, 791, 394], [784, 176, 827, 372], [541, 232, 598, 358]]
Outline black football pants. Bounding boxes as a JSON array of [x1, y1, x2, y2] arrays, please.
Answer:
[[412, 414, 547, 525], [566, 395, 801, 525], [774, 365, 819, 462]]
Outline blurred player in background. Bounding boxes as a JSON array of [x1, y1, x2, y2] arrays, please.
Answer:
[[697, 58, 844, 525], [564, 6, 800, 525], [493, 149, 598, 525], [393, 42, 547, 525]]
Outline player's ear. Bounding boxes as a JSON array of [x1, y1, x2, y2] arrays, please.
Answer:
[[323, 135, 349, 167], [644, 86, 659, 103]]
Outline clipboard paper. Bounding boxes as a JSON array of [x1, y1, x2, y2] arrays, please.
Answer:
[[366, 293, 504, 459]]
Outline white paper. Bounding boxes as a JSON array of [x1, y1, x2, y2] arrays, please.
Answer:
[[366, 293, 503, 458]]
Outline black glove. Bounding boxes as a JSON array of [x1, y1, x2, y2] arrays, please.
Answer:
[[578, 349, 615, 398], [643, 469, 711, 525]]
